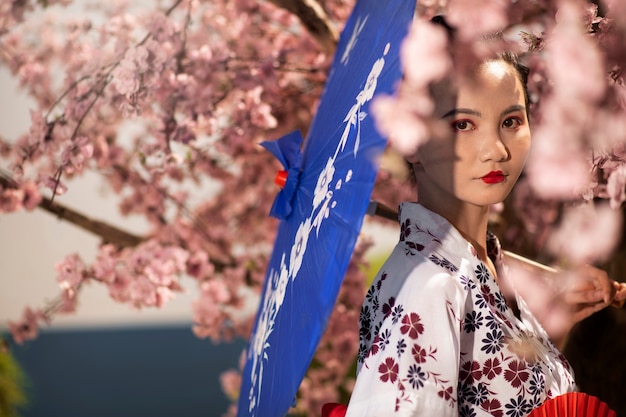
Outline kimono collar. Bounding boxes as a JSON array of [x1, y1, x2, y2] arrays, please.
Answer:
[[398, 202, 476, 260]]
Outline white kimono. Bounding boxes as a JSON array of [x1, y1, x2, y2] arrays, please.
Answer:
[[346, 202, 576, 417]]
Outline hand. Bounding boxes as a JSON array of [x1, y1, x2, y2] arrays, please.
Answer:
[[558, 265, 618, 323], [500, 253, 622, 346], [611, 281, 626, 308]]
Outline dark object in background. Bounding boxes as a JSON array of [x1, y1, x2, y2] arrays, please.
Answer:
[[563, 307, 626, 417]]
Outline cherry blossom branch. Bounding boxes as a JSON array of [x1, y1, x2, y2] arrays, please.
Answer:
[[38, 196, 144, 248], [0, 172, 143, 248], [39, 0, 187, 200], [44, 75, 91, 120], [27, 0, 185, 130], [3, 164, 239, 270], [267, 0, 339, 54], [48, 84, 106, 201]]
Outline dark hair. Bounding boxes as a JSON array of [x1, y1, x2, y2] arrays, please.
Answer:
[[497, 50, 530, 114], [430, 15, 531, 115]]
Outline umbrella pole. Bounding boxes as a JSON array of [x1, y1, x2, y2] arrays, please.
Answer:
[[367, 200, 399, 222]]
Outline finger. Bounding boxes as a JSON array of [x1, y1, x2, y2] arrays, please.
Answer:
[[561, 288, 607, 305], [611, 282, 626, 308], [614, 282, 626, 301], [577, 265, 614, 303], [590, 270, 612, 303]]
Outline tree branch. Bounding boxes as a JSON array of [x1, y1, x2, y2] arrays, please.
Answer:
[[267, 0, 339, 55], [0, 174, 143, 248], [38, 197, 144, 248]]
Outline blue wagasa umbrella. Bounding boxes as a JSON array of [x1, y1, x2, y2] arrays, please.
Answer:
[[238, 1, 415, 415]]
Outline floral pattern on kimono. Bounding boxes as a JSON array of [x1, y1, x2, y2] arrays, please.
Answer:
[[346, 202, 576, 417]]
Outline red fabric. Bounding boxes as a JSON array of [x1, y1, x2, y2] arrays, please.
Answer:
[[321, 403, 347, 417]]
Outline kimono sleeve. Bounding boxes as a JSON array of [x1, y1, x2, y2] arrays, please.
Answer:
[[346, 267, 470, 417]]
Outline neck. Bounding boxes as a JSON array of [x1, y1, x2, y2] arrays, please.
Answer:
[[415, 180, 491, 262], [424, 200, 489, 254]]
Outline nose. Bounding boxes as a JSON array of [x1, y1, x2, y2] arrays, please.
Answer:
[[479, 130, 510, 162]]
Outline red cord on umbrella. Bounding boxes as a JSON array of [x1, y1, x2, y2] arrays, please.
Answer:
[[274, 170, 288, 188]]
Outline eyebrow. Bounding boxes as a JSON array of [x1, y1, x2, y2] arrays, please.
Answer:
[[440, 104, 527, 119], [441, 108, 481, 119], [500, 105, 526, 117]]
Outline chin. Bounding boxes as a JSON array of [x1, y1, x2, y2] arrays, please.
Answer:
[[477, 187, 514, 206], [467, 194, 509, 208]]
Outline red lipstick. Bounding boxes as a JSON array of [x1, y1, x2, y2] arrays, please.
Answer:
[[481, 171, 505, 184]]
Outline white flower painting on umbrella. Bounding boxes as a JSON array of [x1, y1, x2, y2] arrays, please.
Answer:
[[244, 32, 394, 416], [341, 15, 369, 65], [340, 46, 388, 158], [289, 217, 312, 279], [247, 254, 289, 413], [313, 157, 336, 210]]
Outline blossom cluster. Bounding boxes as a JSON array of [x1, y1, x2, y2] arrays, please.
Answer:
[[1, 0, 368, 413], [2, 0, 626, 415], [373, 0, 626, 268], [2, 0, 327, 333]]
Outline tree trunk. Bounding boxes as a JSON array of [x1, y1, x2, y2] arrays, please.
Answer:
[[268, 0, 339, 54]]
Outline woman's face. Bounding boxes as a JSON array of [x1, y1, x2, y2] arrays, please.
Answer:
[[411, 60, 531, 211]]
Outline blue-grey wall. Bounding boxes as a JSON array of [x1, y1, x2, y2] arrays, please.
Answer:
[[8, 325, 246, 417]]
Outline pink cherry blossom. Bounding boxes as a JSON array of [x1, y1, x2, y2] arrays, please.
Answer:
[[606, 164, 626, 209], [526, 140, 591, 199], [20, 180, 42, 210], [112, 57, 141, 97], [508, 178, 560, 250], [582, 3, 603, 31], [7, 307, 46, 345], [220, 369, 242, 401], [37, 174, 67, 195], [246, 86, 278, 129], [92, 244, 119, 284], [107, 269, 133, 304], [401, 19, 451, 89], [547, 202, 622, 264], [60, 136, 94, 174], [550, 2, 606, 105], [602, 0, 626, 18], [55, 253, 86, 292], [127, 275, 161, 308], [371, 19, 451, 157], [416, 0, 448, 20], [371, 94, 431, 156], [57, 287, 79, 314], [27, 109, 49, 147], [0, 187, 24, 212], [447, 0, 509, 41], [186, 250, 215, 280]]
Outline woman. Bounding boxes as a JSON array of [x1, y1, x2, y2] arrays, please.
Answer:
[[342, 19, 626, 417]]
